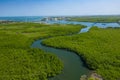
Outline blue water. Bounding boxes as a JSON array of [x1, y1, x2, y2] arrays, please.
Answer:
[[0, 16, 120, 32], [0, 16, 44, 22]]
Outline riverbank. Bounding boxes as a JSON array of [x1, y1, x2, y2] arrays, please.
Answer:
[[80, 72, 103, 80]]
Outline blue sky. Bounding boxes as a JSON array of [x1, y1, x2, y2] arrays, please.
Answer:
[[0, 0, 120, 16]]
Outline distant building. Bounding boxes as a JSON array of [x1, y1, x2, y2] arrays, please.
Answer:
[[54, 18, 58, 21]]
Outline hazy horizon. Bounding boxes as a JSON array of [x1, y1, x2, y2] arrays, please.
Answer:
[[0, 0, 120, 16]]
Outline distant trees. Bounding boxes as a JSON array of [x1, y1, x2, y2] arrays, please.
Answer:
[[67, 16, 120, 23]]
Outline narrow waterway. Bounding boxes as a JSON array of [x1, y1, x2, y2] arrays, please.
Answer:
[[31, 40, 89, 80], [31, 22, 120, 80]]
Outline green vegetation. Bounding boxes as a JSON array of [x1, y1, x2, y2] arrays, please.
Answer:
[[0, 23, 83, 80], [0, 23, 83, 39], [67, 16, 120, 23], [42, 27, 120, 80]]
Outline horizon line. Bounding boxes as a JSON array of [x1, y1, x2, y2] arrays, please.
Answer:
[[0, 14, 120, 17]]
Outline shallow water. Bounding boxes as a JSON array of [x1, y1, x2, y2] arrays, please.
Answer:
[[46, 20, 120, 33]]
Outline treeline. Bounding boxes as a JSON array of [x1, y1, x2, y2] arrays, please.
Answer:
[[0, 23, 83, 80], [0, 20, 14, 24], [67, 15, 120, 23], [42, 27, 120, 80]]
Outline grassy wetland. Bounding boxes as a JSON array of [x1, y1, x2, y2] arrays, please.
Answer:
[[42, 27, 120, 80], [67, 16, 120, 23], [0, 22, 83, 80]]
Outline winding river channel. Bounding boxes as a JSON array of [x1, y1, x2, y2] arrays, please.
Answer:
[[31, 21, 120, 80]]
